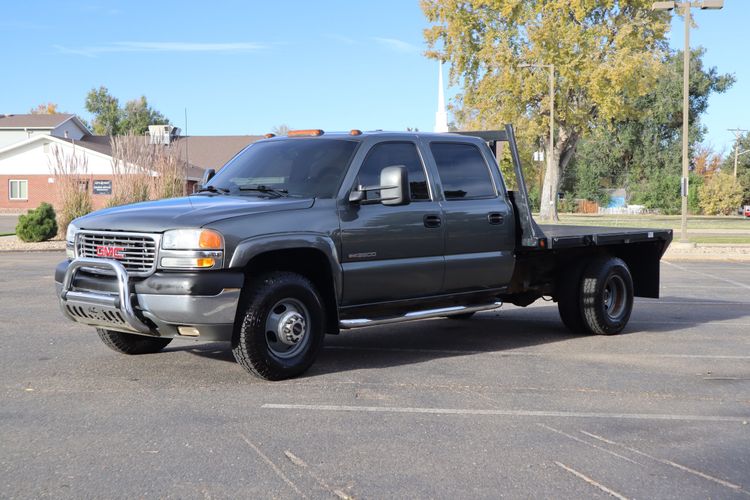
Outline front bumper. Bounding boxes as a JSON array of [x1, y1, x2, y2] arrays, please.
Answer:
[[55, 258, 244, 341]]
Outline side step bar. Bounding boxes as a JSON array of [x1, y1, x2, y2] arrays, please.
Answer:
[[339, 302, 502, 329]]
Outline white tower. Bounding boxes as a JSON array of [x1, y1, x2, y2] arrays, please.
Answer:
[[434, 60, 449, 133]]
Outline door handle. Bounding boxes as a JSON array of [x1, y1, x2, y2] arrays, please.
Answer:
[[487, 212, 505, 225], [423, 214, 442, 228]]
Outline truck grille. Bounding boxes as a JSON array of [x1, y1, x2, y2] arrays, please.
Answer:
[[76, 231, 159, 276]]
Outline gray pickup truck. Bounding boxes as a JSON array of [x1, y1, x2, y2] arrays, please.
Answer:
[[55, 126, 672, 380]]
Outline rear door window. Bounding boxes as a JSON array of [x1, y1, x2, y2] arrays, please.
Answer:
[[430, 142, 496, 200]]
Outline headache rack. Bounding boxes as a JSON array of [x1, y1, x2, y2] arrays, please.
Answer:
[[455, 125, 546, 248]]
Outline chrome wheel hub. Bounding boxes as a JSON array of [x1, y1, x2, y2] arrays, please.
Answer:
[[265, 298, 310, 359], [278, 311, 306, 346]]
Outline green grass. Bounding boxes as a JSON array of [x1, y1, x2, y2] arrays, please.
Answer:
[[688, 236, 750, 245], [554, 214, 750, 231]]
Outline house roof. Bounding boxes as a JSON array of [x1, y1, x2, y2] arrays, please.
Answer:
[[169, 135, 262, 170], [0, 113, 77, 129], [57, 134, 262, 179]]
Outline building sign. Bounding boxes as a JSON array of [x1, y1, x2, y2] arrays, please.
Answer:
[[92, 180, 112, 195]]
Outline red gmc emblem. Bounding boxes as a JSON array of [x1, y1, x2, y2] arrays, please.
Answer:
[[95, 246, 125, 259]]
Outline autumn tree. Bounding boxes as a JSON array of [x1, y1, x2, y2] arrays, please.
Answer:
[[30, 103, 59, 114], [698, 172, 743, 215], [422, 0, 670, 220]]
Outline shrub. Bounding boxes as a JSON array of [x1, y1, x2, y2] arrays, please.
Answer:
[[698, 172, 744, 215], [50, 145, 93, 236], [16, 203, 58, 242]]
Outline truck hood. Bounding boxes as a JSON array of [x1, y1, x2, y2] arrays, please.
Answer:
[[75, 195, 315, 233]]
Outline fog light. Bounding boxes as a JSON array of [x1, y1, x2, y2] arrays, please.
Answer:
[[178, 326, 200, 337]]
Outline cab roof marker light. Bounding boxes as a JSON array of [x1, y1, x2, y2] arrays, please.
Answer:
[[349, 129, 362, 136], [287, 129, 324, 137], [264, 133, 276, 139]]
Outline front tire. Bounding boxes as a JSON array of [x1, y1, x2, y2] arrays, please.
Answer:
[[96, 329, 172, 354], [232, 272, 325, 380]]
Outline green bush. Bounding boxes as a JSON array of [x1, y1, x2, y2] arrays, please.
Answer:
[[16, 203, 58, 242]]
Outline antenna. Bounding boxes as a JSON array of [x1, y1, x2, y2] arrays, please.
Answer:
[[184, 108, 189, 196]]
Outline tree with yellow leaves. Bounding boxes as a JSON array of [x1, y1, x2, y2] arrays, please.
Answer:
[[422, 0, 670, 220]]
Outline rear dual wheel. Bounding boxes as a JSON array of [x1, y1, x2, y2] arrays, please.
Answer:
[[557, 256, 634, 335]]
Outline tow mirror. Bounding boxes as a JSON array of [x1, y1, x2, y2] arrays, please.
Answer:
[[348, 165, 410, 206], [379, 165, 410, 206], [199, 168, 216, 190]]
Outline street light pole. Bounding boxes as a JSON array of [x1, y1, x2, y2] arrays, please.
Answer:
[[652, 0, 723, 243], [680, 3, 690, 243], [728, 128, 748, 178]]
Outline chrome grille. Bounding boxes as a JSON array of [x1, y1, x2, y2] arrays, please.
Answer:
[[76, 231, 158, 276]]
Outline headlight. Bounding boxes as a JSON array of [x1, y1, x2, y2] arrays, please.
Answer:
[[160, 229, 224, 270], [65, 223, 78, 259], [161, 229, 223, 250]]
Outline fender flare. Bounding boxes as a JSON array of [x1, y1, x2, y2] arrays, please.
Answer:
[[228, 232, 342, 302]]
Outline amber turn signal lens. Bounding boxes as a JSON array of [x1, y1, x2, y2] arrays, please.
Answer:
[[196, 257, 215, 268], [349, 129, 362, 136], [198, 230, 223, 249], [287, 129, 324, 137]]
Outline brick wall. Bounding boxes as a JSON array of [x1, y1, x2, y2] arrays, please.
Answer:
[[1, 174, 193, 212], [1, 174, 117, 212]]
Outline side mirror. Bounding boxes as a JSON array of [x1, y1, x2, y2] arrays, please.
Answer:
[[348, 165, 410, 206], [380, 165, 410, 206], [198, 168, 216, 190]]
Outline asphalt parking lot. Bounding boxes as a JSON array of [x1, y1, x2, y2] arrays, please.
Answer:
[[1, 252, 748, 499]]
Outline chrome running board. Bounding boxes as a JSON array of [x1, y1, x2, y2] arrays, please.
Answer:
[[339, 302, 502, 329]]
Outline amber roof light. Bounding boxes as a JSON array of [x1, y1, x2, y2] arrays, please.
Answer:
[[287, 129, 324, 137], [349, 129, 362, 136], [264, 133, 276, 139]]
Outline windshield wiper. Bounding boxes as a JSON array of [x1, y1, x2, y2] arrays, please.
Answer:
[[237, 185, 289, 197], [196, 185, 230, 194]]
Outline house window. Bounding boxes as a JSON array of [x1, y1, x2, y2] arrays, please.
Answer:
[[78, 180, 89, 193], [9, 180, 28, 200]]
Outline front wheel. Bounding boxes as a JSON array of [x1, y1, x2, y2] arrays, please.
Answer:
[[96, 329, 172, 354], [232, 272, 325, 380]]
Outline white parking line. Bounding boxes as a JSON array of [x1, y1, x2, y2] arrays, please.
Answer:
[[554, 461, 629, 500], [239, 433, 305, 498], [537, 424, 643, 466], [324, 345, 750, 360], [580, 430, 750, 495], [261, 403, 750, 423], [663, 261, 750, 290]]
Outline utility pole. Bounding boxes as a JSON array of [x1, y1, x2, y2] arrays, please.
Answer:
[[652, 0, 724, 243], [728, 128, 748, 178]]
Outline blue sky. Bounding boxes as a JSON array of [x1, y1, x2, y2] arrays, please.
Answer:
[[1, 1, 747, 153]]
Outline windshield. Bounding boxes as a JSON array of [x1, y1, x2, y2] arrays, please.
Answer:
[[205, 138, 359, 198]]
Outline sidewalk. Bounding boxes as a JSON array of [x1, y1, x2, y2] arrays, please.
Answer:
[[663, 242, 750, 261]]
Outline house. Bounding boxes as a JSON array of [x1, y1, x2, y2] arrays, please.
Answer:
[[0, 114, 262, 211]]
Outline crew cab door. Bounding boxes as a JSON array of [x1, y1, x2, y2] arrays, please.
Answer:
[[426, 141, 515, 292], [339, 141, 444, 305]]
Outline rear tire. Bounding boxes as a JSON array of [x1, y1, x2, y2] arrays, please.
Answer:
[[232, 271, 325, 381], [557, 262, 587, 333], [580, 257, 634, 335], [96, 329, 172, 354]]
